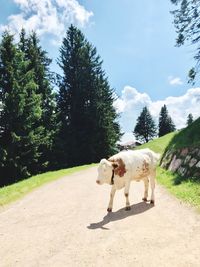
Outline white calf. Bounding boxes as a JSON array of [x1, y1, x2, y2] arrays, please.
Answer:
[[96, 148, 160, 212]]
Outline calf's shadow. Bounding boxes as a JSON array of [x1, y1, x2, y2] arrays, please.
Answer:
[[87, 201, 153, 230]]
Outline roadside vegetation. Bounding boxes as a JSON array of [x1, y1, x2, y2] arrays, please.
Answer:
[[137, 132, 176, 155], [138, 130, 200, 211], [0, 164, 94, 206], [164, 117, 200, 150], [157, 167, 200, 210], [0, 26, 121, 187]]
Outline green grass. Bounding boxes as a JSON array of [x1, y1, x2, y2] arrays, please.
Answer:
[[157, 167, 200, 211], [137, 131, 176, 154], [137, 131, 200, 211], [0, 164, 95, 206], [166, 117, 200, 150]]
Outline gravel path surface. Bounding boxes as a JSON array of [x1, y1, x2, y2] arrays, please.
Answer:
[[0, 166, 200, 267]]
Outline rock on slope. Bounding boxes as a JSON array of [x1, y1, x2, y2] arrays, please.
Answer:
[[161, 117, 200, 179]]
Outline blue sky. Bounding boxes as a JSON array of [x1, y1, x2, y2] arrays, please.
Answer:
[[82, 0, 194, 99], [0, 0, 200, 143]]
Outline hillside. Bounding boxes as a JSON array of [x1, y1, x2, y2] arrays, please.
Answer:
[[137, 127, 200, 210], [164, 117, 200, 150], [137, 132, 176, 154], [138, 117, 200, 155], [160, 118, 200, 180]]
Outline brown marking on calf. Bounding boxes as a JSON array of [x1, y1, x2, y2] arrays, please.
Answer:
[[142, 160, 149, 174], [108, 157, 126, 177], [135, 161, 150, 180], [125, 193, 129, 197]]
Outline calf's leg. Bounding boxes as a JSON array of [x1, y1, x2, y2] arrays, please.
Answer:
[[107, 186, 116, 212], [149, 169, 156, 204], [124, 181, 131, 211], [142, 177, 149, 202]]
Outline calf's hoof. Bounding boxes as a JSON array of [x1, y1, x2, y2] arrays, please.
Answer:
[[150, 200, 155, 205], [125, 206, 131, 211], [142, 197, 147, 202], [107, 208, 112, 212]]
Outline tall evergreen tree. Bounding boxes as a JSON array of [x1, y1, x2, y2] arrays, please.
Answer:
[[133, 106, 157, 143], [158, 104, 176, 137], [171, 0, 200, 82], [18, 30, 56, 171], [56, 25, 121, 167], [187, 113, 193, 126], [0, 31, 45, 185]]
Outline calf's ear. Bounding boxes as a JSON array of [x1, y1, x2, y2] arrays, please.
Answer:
[[100, 159, 109, 165], [112, 162, 119, 169]]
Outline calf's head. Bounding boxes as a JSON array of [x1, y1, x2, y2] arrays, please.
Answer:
[[96, 159, 118, 185]]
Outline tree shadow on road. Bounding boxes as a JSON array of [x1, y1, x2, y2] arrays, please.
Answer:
[[87, 202, 154, 230]]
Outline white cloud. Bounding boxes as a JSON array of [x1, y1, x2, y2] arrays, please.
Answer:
[[0, 0, 93, 44], [115, 86, 200, 143], [168, 76, 183, 86], [114, 86, 151, 113]]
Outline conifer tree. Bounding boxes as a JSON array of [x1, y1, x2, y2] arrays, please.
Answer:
[[187, 113, 193, 126], [158, 104, 176, 137], [171, 0, 200, 82], [133, 106, 157, 143], [56, 25, 121, 167], [18, 30, 56, 171], [0, 31, 44, 185]]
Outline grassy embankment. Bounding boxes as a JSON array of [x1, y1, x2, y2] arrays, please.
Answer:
[[138, 124, 200, 210], [0, 164, 95, 206]]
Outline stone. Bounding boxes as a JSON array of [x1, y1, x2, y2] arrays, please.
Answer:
[[189, 158, 198, 168], [178, 167, 187, 176], [169, 156, 182, 172], [184, 155, 191, 164], [160, 151, 174, 168], [193, 148, 200, 154], [180, 148, 189, 156], [162, 145, 200, 178], [196, 161, 200, 168], [165, 150, 171, 158], [161, 162, 165, 168]]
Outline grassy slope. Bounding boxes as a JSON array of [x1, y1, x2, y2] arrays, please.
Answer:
[[138, 131, 200, 211], [137, 132, 176, 154], [166, 117, 200, 150], [0, 164, 95, 206]]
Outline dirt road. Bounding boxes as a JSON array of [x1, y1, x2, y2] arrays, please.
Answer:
[[0, 166, 200, 267]]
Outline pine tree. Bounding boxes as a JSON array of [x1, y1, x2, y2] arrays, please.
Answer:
[[158, 104, 176, 137], [171, 0, 200, 82], [0, 31, 45, 185], [18, 30, 56, 171], [133, 106, 157, 143], [187, 113, 193, 126], [56, 25, 121, 167]]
